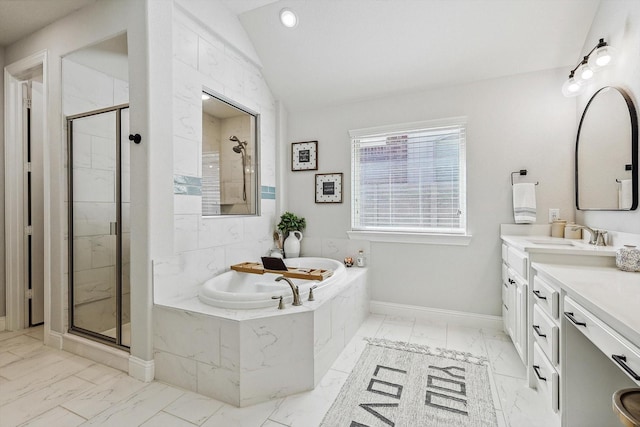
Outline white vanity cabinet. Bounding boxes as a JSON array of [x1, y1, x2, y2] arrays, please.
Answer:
[[531, 263, 640, 427], [501, 243, 528, 364]]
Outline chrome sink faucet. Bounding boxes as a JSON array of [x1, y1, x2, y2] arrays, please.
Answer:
[[572, 225, 607, 246], [275, 276, 302, 306]]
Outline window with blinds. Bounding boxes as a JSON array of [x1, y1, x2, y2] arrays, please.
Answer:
[[350, 118, 466, 234]]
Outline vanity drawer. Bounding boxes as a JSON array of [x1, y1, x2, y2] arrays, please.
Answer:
[[564, 297, 640, 386], [507, 247, 528, 279], [533, 342, 560, 413], [532, 275, 560, 319], [533, 304, 559, 365]]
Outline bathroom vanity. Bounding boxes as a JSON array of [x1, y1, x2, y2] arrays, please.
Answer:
[[501, 224, 640, 426], [532, 263, 640, 426]]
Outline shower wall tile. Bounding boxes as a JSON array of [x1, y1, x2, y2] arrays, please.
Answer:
[[72, 132, 92, 168], [91, 235, 115, 268], [63, 60, 114, 116], [91, 135, 116, 171], [174, 195, 201, 215], [198, 217, 243, 248], [174, 214, 199, 253], [173, 97, 202, 142], [72, 168, 115, 203], [174, 135, 200, 177], [174, 61, 202, 106], [198, 38, 225, 84], [173, 21, 199, 69]]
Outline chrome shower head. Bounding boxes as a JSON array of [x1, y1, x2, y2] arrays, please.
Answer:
[[233, 145, 243, 154], [229, 135, 241, 143]]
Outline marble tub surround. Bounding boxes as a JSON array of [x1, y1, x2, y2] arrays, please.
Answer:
[[153, 268, 368, 407]]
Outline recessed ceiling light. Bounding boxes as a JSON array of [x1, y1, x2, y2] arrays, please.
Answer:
[[280, 8, 298, 28]]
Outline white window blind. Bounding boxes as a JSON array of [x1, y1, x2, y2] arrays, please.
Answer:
[[350, 118, 466, 234]]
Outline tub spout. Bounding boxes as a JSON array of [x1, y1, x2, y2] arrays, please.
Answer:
[[275, 276, 302, 306]]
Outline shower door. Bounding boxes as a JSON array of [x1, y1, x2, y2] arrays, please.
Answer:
[[67, 105, 130, 349]]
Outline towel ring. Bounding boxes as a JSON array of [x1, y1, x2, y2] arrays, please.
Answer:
[[511, 170, 539, 186]]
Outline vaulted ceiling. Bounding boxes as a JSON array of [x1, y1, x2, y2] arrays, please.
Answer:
[[237, 0, 601, 111]]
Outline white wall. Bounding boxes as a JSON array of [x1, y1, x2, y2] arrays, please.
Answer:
[[577, 0, 640, 233], [0, 46, 5, 319], [287, 68, 577, 316], [3, 0, 154, 365]]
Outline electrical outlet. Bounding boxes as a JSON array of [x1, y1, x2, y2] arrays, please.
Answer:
[[549, 208, 560, 223]]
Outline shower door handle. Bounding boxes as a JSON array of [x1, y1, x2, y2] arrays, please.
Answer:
[[110, 222, 118, 236]]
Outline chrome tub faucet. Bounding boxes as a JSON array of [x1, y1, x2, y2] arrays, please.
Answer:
[[275, 276, 302, 306]]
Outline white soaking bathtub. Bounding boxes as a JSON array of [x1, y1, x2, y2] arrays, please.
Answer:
[[198, 257, 346, 309]]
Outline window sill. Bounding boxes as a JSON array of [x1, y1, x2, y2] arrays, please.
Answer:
[[347, 231, 472, 246]]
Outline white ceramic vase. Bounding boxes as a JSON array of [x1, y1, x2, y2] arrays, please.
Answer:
[[284, 231, 303, 258]]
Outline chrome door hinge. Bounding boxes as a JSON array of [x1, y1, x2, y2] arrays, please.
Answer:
[[25, 162, 32, 173], [24, 98, 32, 109], [26, 289, 33, 299], [25, 226, 33, 235]]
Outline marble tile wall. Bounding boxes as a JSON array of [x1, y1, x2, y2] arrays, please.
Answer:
[[62, 59, 129, 334], [153, 268, 369, 407], [154, 9, 278, 303]]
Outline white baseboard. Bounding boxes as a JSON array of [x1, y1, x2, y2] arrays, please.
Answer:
[[46, 329, 64, 349], [129, 356, 155, 382], [0, 316, 5, 331], [370, 300, 503, 330], [62, 333, 129, 373]]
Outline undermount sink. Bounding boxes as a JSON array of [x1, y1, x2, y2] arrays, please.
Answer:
[[527, 239, 576, 246]]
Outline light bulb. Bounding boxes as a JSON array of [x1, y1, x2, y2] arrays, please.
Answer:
[[578, 62, 593, 81], [562, 75, 584, 97], [280, 8, 298, 28], [588, 44, 614, 71]]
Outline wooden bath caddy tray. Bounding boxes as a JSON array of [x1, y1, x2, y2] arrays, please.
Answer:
[[230, 262, 333, 281]]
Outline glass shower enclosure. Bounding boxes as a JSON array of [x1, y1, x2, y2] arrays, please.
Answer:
[[67, 105, 130, 349]]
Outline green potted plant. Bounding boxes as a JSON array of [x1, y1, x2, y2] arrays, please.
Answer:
[[277, 212, 306, 258]]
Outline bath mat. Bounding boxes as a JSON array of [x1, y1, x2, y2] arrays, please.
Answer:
[[321, 338, 498, 427]]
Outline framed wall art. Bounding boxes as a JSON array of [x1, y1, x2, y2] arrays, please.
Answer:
[[315, 173, 343, 203], [291, 141, 318, 171]]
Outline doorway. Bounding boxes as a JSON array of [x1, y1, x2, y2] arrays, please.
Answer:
[[67, 105, 131, 348]]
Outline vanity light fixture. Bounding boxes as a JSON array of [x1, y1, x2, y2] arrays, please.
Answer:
[[562, 38, 614, 97], [280, 8, 298, 28]]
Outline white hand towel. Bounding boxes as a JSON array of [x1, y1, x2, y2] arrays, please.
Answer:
[[619, 179, 633, 209], [513, 183, 536, 224]]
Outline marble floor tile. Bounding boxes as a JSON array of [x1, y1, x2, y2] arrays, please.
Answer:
[[268, 369, 349, 427], [329, 337, 367, 374], [0, 355, 93, 406], [201, 397, 284, 427], [74, 362, 125, 385], [493, 372, 559, 427], [163, 391, 225, 426], [25, 325, 45, 341], [374, 317, 415, 342], [17, 406, 86, 427], [409, 319, 448, 347], [0, 315, 550, 427], [485, 338, 527, 379], [0, 375, 93, 426], [446, 324, 489, 357], [61, 372, 148, 419], [139, 411, 198, 427], [81, 382, 184, 426]]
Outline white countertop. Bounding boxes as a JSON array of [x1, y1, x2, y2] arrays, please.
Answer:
[[532, 262, 640, 348], [502, 234, 617, 257]]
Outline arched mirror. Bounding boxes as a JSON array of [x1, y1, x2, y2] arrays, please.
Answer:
[[576, 86, 638, 210]]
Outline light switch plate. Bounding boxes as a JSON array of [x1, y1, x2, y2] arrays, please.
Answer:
[[549, 208, 560, 223]]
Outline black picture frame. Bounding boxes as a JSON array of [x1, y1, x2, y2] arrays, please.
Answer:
[[291, 141, 318, 171]]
